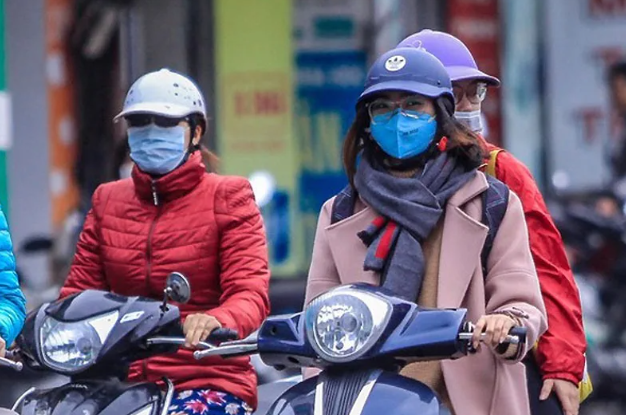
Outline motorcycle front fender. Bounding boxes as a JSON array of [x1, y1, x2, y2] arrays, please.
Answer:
[[264, 370, 441, 415], [16, 379, 164, 415]]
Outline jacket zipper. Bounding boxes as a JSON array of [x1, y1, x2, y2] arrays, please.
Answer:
[[146, 180, 161, 296], [141, 182, 161, 382]]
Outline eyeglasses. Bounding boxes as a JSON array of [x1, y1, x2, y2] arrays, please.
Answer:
[[367, 95, 432, 124], [125, 114, 186, 128], [452, 82, 487, 104]]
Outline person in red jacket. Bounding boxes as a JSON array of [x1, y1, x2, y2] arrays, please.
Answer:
[[397, 31, 586, 415], [60, 68, 270, 415]]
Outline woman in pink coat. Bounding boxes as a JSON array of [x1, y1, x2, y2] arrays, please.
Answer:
[[304, 47, 547, 415]]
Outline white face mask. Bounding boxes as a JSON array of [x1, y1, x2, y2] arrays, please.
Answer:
[[119, 162, 134, 179], [455, 110, 483, 133]]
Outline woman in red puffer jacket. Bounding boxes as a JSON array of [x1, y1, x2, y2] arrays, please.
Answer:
[[60, 68, 270, 415]]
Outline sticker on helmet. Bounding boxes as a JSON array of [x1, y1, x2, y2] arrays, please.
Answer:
[[385, 55, 407, 72]]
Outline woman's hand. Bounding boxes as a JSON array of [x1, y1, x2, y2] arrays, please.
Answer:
[[0, 337, 5, 358], [183, 314, 221, 348], [541, 379, 580, 415], [472, 314, 517, 350]]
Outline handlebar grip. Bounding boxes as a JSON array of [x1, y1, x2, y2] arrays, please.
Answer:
[[206, 328, 239, 343], [4, 349, 17, 360], [0, 357, 22, 371], [506, 326, 527, 345], [494, 326, 527, 355]]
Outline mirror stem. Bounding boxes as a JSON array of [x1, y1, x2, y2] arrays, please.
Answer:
[[161, 287, 172, 312]]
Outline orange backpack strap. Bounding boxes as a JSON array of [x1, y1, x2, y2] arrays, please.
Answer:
[[486, 149, 503, 178]]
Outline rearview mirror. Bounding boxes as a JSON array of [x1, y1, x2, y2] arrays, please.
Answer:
[[164, 272, 191, 304]]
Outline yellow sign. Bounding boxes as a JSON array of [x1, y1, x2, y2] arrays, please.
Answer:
[[215, 0, 301, 276]]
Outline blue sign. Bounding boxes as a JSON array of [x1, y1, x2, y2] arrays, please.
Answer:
[[296, 51, 367, 258]]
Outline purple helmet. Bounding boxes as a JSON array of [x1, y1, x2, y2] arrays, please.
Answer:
[[397, 29, 500, 87]]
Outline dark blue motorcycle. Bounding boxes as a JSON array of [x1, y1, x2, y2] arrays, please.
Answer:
[[195, 283, 526, 415], [0, 272, 238, 415]]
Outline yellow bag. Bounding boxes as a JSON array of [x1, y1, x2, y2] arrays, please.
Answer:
[[579, 357, 593, 402], [486, 149, 593, 402], [485, 149, 502, 178]]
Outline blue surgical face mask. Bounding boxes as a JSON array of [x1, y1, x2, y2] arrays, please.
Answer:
[[128, 124, 187, 175], [370, 110, 437, 159]]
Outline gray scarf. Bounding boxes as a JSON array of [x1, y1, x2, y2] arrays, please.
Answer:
[[354, 152, 475, 301]]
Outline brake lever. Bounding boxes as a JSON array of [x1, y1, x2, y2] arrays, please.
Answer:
[[193, 343, 258, 360], [0, 356, 23, 372], [146, 337, 215, 350], [193, 331, 259, 360], [457, 332, 521, 345]]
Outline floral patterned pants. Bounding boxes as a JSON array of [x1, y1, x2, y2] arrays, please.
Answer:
[[168, 389, 252, 415]]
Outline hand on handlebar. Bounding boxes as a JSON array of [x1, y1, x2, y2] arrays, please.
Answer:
[[472, 314, 518, 350], [183, 314, 222, 348]]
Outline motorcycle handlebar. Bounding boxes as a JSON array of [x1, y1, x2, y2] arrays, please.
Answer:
[[192, 325, 528, 361], [0, 355, 22, 372], [457, 325, 527, 345], [147, 328, 241, 352]]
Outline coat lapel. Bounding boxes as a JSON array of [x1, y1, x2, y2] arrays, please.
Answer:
[[437, 172, 490, 308], [325, 200, 380, 287]]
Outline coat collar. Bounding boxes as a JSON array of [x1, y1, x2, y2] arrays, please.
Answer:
[[132, 152, 206, 205], [326, 171, 490, 308], [448, 170, 489, 207]]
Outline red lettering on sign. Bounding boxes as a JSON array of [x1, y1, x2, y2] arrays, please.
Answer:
[[589, 0, 626, 16], [576, 108, 604, 142], [593, 46, 626, 70], [447, 0, 502, 146], [235, 92, 253, 116], [254, 91, 286, 115], [233, 90, 287, 116]]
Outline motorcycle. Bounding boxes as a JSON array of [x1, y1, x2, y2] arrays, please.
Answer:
[[0, 272, 238, 415], [194, 283, 527, 415]]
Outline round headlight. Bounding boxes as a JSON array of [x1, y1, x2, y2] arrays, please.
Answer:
[[40, 311, 118, 373], [305, 287, 391, 363]]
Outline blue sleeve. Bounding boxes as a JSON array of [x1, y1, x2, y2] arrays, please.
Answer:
[[0, 206, 26, 346]]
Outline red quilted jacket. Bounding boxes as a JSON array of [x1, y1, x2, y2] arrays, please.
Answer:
[[483, 141, 586, 384], [60, 153, 270, 408]]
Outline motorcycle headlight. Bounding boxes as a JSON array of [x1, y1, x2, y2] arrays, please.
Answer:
[[40, 311, 119, 373], [304, 287, 392, 363]]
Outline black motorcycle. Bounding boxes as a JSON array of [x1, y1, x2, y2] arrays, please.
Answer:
[[0, 272, 237, 415]]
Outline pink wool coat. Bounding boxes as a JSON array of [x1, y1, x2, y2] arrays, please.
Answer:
[[304, 171, 548, 415]]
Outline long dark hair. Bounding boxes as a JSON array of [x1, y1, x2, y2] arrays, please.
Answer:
[[342, 96, 486, 187]]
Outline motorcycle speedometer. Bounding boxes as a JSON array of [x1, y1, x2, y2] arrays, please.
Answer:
[[40, 311, 119, 373]]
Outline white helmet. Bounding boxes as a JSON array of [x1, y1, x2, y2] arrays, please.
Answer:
[[114, 68, 207, 122]]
